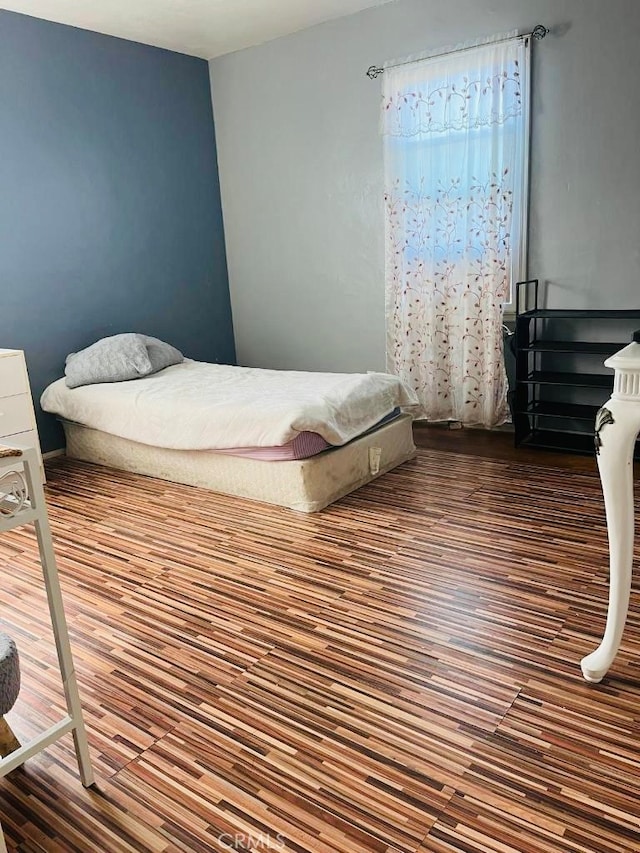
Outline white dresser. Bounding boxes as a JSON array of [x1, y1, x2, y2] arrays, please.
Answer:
[[0, 350, 44, 481]]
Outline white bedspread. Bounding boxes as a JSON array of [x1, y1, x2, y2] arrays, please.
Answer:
[[41, 361, 417, 450]]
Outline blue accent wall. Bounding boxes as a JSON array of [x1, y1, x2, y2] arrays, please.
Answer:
[[0, 10, 235, 451]]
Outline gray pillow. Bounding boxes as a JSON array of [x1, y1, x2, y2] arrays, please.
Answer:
[[141, 335, 184, 374], [65, 333, 153, 389]]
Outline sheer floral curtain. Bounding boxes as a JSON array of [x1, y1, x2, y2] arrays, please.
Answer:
[[382, 37, 528, 427]]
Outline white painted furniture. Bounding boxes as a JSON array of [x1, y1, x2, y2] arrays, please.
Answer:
[[0, 350, 44, 481], [0, 445, 93, 852], [581, 337, 640, 682]]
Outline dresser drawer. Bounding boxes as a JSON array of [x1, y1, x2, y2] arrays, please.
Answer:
[[0, 395, 33, 437], [0, 356, 27, 398], [1, 428, 40, 454]]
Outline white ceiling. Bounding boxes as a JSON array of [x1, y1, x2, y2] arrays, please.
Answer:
[[0, 0, 395, 59]]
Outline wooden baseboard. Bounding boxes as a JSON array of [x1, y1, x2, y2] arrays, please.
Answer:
[[42, 448, 65, 460]]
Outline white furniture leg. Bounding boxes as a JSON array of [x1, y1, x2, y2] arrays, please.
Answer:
[[0, 446, 94, 851], [21, 450, 94, 785], [580, 339, 640, 682]]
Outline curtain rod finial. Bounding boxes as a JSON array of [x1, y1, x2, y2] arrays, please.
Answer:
[[366, 65, 384, 79], [532, 24, 549, 40]]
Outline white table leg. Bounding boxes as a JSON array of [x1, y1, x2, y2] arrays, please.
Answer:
[[581, 399, 640, 682], [0, 447, 94, 853], [20, 451, 94, 787]]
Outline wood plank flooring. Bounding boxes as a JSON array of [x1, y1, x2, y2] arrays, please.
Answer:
[[0, 429, 639, 852]]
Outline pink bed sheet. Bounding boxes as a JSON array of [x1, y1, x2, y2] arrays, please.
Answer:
[[211, 408, 402, 461], [208, 431, 330, 461]]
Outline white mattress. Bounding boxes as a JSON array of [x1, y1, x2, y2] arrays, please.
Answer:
[[42, 361, 417, 450], [62, 415, 416, 513]]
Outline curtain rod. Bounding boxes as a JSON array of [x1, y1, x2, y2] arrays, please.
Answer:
[[365, 24, 549, 79]]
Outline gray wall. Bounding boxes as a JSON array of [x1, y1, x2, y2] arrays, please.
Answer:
[[0, 10, 235, 451], [210, 0, 640, 373]]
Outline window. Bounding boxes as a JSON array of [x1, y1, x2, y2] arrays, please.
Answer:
[[383, 39, 529, 311]]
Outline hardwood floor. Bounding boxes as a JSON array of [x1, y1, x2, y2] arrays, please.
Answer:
[[1, 430, 639, 852]]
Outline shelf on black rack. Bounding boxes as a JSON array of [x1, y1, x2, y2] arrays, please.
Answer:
[[518, 430, 596, 455], [524, 341, 621, 355], [518, 309, 640, 320], [522, 371, 613, 388], [520, 401, 601, 421], [519, 429, 640, 459]]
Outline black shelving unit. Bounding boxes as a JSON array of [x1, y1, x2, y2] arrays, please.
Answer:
[[514, 280, 640, 455]]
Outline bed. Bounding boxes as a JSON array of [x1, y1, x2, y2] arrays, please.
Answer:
[[42, 361, 417, 512]]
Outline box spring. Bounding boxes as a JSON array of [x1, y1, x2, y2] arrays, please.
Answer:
[[61, 414, 415, 512]]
